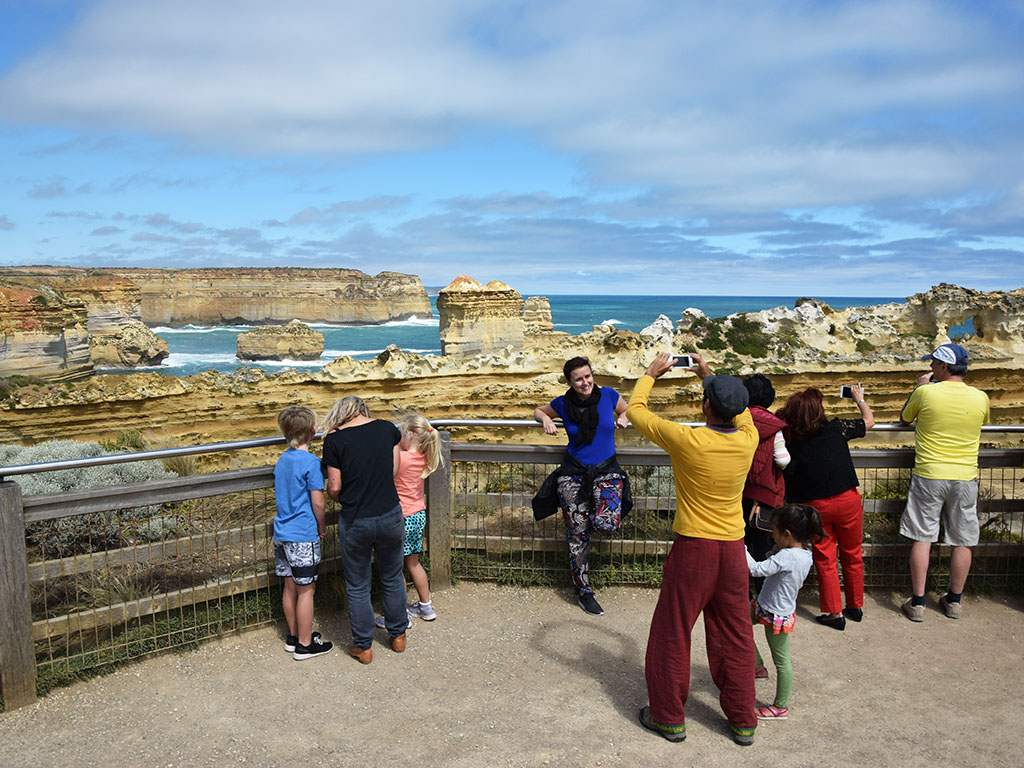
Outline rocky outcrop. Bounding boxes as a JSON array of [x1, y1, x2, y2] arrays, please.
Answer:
[[437, 276, 525, 356], [2, 283, 1023, 470], [640, 314, 674, 346], [90, 321, 170, 368], [236, 321, 325, 361], [0, 267, 168, 367], [0, 281, 93, 381], [523, 296, 554, 332], [96, 267, 432, 326]]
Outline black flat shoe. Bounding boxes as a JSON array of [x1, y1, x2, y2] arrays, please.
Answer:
[[843, 607, 863, 622], [815, 613, 846, 631]]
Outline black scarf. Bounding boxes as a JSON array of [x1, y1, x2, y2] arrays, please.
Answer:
[[564, 385, 602, 448]]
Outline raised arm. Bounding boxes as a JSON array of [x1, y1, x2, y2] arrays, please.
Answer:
[[851, 383, 875, 430]]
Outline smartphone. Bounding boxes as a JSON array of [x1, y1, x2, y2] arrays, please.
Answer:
[[672, 354, 693, 368], [839, 385, 857, 399]]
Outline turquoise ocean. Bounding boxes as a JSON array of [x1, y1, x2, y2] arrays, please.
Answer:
[[104, 295, 904, 378]]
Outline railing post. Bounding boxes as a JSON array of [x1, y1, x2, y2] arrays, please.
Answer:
[[426, 430, 452, 590], [0, 480, 37, 709]]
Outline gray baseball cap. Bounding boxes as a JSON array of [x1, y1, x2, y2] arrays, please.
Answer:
[[702, 375, 749, 419]]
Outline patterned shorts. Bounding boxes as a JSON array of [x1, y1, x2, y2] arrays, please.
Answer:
[[274, 540, 321, 585], [403, 510, 426, 556], [751, 598, 796, 635]]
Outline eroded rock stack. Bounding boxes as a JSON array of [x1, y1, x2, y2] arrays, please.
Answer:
[[236, 320, 325, 361], [523, 296, 554, 332], [0, 281, 93, 380], [437, 275, 525, 356]]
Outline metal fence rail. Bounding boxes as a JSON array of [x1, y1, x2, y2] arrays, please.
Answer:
[[1, 422, 1021, 712], [447, 444, 1024, 590]]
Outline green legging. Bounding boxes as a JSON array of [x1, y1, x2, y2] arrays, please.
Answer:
[[755, 626, 793, 708]]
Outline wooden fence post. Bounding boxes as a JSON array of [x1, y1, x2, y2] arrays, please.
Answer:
[[0, 480, 37, 709], [426, 430, 452, 590]]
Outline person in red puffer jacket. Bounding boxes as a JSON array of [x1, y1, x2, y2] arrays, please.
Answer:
[[742, 375, 791, 599]]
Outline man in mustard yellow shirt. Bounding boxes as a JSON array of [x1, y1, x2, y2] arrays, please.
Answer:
[[899, 343, 990, 622], [627, 352, 758, 747]]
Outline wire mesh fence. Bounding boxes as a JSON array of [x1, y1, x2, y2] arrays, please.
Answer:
[[448, 446, 1024, 592]]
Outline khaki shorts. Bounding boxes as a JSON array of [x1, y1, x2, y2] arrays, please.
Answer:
[[899, 474, 979, 546]]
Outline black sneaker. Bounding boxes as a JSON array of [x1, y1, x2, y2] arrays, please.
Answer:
[[578, 592, 605, 616], [284, 631, 321, 653], [293, 636, 333, 661]]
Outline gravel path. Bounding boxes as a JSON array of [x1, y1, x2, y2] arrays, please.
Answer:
[[2, 584, 1022, 767]]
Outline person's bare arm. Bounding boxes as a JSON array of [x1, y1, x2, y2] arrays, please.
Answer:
[[851, 383, 875, 430], [613, 395, 629, 429], [310, 489, 326, 539], [534, 404, 560, 435], [327, 466, 342, 502], [393, 444, 401, 477]]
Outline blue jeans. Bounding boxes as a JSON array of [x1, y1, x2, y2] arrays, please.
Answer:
[[338, 504, 407, 648]]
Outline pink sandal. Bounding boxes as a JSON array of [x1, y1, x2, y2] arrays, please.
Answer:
[[757, 705, 789, 720]]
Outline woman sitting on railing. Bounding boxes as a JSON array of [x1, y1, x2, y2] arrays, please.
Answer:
[[532, 356, 632, 616], [321, 396, 407, 664], [776, 385, 875, 631]]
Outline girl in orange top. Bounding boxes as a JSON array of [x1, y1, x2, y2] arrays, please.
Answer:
[[394, 414, 443, 621]]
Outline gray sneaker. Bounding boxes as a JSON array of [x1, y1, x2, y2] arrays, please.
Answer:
[[901, 598, 925, 622], [938, 594, 962, 619], [408, 601, 437, 621], [375, 615, 411, 631]]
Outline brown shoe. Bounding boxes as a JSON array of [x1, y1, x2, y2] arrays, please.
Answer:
[[348, 646, 372, 664], [390, 633, 406, 653]]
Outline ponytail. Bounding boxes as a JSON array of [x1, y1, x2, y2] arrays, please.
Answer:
[[771, 503, 825, 547], [401, 414, 443, 477]]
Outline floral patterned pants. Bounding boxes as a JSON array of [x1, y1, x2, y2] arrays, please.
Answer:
[[556, 472, 624, 595]]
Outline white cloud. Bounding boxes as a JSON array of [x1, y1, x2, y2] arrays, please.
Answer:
[[1, 0, 1021, 214]]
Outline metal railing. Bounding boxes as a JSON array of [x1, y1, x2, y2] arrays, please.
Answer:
[[1, 420, 1021, 712]]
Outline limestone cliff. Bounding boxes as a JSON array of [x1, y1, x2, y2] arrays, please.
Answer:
[[236, 321, 325, 361], [0, 267, 169, 367], [1, 283, 1022, 469], [437, 275, 525, 356], [0, 281, 93, 381], [523, 296, 554, 332], [99, 267, 432, 326]]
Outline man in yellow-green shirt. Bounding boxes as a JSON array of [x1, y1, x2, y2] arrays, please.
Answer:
[[898, 343, 990, 623], [627, 352, 758, 747]]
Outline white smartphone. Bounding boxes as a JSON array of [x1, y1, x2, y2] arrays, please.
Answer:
[[839, 385, 857, 399], [672, 354, 693, 368]]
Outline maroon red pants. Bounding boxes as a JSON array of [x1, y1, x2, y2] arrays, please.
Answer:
[[808, 487, 864, 614], [645, 535, 756, 731]]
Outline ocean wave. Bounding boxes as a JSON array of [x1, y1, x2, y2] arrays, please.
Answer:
[[305, 316, 439, 329], [599, 319, 622, 325], [323, 348, 440, 358], [151, 324, 256, 334]]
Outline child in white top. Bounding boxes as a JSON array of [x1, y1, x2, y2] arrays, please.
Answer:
[[746, 503, 824, 719]]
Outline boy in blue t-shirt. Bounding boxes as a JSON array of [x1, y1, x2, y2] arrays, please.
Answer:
[[273, 406, 333, 660]]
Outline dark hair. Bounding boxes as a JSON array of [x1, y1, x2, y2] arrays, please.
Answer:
[[776, 388, 827, 439], [563, 356, 592, 382], [948, 363, 968, 376], [743, 374, 775, 408], [771, 503, 824, 547]]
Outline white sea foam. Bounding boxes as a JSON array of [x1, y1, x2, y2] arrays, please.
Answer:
[[151, 325, 256, 334], [322, 348, 440, 358], [599, 318, 622, 325]]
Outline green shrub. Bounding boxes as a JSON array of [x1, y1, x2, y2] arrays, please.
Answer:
[[5, 439, 178, 557], [856, 338, 876, 353], [725, 316, 770, 358]]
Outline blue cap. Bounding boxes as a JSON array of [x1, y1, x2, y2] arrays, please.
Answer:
[[922, 343, 968, 366]]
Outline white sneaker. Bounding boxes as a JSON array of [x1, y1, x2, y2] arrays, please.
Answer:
[[408, 601, 437, 621]]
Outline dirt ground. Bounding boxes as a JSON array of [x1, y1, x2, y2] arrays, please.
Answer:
[[2, 583, 1023, 768]]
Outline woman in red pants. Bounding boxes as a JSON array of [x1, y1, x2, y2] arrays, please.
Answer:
[[777, 386, 875, 630]]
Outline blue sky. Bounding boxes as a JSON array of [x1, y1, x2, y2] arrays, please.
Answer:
[[1, 0, 1023, 296]]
